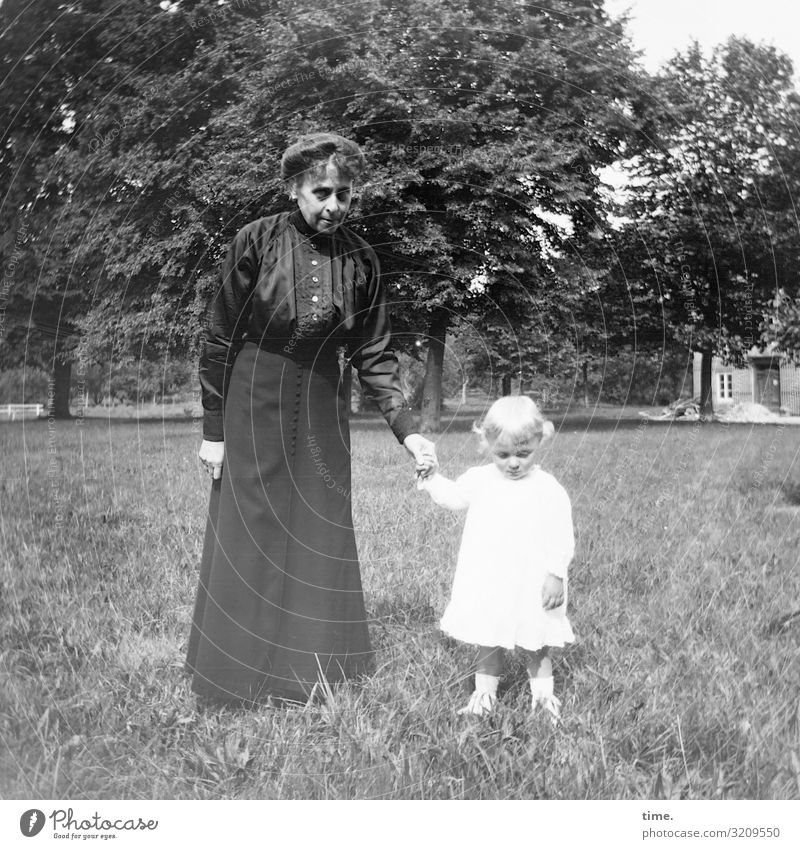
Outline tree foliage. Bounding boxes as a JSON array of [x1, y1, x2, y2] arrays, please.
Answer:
[[1, 0, 246, 410], [10, 0, 640, 422], [9, 5, 800, 424], [611, 38, 800, 413]]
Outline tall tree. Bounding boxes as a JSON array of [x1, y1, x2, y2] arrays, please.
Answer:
[[4, 1, 643, 426], [613, 38, 800, 415], [61, 0, 642, 429], [269, 0, 641, 428], [1, 0, 86, 413], [0, 0, 248, 413]]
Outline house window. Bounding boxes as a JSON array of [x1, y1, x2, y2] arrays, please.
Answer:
[[717, 372, 733, 400]]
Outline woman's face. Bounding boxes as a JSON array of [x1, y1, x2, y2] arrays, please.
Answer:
[[292, 160, 353, 234]]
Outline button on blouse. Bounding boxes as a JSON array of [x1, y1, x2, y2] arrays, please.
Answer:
[[292, 223, 339, 338]]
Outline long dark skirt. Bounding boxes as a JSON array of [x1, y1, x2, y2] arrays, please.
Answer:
[[186, 342, 373, 704]]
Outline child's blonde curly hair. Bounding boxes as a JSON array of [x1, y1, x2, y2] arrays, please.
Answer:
[[473, 396, 555, 451]]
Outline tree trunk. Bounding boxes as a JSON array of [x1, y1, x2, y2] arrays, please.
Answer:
[[582, 360, 589, 407], [461, 379, 469, 405], [501, 374, 511, 396], [699, 345, 713, 418], [420, 309, 448, 432], [52, 358, 72, 418]]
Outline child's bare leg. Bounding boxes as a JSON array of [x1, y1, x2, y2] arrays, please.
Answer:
[[476, 645, 503, 676], [522, 648, 561, 721], [523, 647, 552, 679], [458, 646, 502, 716]]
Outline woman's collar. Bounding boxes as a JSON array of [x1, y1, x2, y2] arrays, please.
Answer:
[[288, 209, 335, 242]]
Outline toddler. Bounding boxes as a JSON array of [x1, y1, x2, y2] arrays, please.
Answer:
[[417, 396, 575, 719]]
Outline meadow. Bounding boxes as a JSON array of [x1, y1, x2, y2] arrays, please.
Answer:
[[1, 408, 799, 799]]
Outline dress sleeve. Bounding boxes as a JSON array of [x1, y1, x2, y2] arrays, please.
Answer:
[[349, 248, 416, 443], [417, 471, 471, 511], [198, 225, 257, 441], [539, 480, 575, 579]]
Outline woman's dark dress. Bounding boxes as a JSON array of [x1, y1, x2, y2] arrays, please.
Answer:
[[186, 210, 415, 704]]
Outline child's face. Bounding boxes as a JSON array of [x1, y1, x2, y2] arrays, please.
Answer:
[[489, 433, 540, 480]]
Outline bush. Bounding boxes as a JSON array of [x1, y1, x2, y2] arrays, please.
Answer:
[[588, 348, 693, 406], [76, 358, 196, 405], [0, 367, 50, 404]]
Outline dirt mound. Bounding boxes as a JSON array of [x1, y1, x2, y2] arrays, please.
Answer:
[[716, 402, 780, 423]]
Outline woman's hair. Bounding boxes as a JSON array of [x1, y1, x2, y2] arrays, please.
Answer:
[[473, 395, 555, 450], [280, 132, 366, 185]]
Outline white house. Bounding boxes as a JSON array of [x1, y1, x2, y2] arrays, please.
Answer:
[[693, 346, 800, 414]]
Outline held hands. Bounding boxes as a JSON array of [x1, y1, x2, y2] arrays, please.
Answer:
[[201, 436, 438, 484], [542, 573, 564, 610], [199, 439, 225, 480], [403, 433, 438, 481]]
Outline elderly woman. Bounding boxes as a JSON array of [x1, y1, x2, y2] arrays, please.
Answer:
[[186, 133, 436, 706]]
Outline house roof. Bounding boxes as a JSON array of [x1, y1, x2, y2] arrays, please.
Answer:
[[747, 342, 781, 357]]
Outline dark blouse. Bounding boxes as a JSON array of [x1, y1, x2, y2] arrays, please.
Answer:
[[199, 210, 416, 443], [291, 216, 339, 337]]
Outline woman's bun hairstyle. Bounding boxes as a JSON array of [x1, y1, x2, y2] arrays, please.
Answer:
[[281, 132, 366, 185]]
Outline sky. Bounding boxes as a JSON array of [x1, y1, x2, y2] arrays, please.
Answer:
[[604, 0, 800, 73]]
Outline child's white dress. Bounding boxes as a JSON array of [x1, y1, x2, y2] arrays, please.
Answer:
[[421, 464, 575, 651]]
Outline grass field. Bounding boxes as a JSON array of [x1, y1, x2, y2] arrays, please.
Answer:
[[1, 408, 799, 799]]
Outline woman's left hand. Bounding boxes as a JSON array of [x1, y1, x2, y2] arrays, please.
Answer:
[[403, 433, 438, 479]]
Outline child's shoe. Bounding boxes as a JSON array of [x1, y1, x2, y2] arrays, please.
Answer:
[[458, 673, 499, 716], [531, 693, 561, 725], [457, 690, 497, 716], [529, 676, 560, 724]]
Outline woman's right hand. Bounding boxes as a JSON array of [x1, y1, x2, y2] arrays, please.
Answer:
[[403, 433, 438, 479], [199, 439, 225, 480]]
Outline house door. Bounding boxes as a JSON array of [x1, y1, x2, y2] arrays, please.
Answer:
[[754, 365, 781, 411]]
